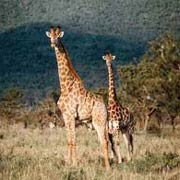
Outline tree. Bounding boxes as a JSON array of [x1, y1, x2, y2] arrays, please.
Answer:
[[0, 88, 24, 125], [118, 34, 180, 131]]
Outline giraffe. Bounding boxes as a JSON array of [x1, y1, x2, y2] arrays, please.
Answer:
[[46, 26, 110, 169], [102, 52, 135, 163]]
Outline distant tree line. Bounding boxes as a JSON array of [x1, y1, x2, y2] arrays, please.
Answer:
[[117, 34, 180, 131]]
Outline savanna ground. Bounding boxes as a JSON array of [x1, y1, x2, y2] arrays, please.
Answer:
[[0, 123, 180, 180]]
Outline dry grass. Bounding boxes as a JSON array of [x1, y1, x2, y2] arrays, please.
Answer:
[[0, 124, 180, 180]]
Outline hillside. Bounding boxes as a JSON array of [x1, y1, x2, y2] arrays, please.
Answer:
[[0, 23, 143, 97], [1, 0, 179, 40], [0, 0, 179, 100]]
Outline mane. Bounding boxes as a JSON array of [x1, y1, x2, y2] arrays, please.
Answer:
[[58, 42, 82, 82]]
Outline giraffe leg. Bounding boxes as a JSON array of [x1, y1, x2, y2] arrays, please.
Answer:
[[93, 122, 110, 170], [115, 132, 123, 163], [64, 114, 76, 166], [92, 101, 110, 170], [129, 134, 134, 154], [108, 133, 122, 164], [123, 133, 133, 161], [109, 133, 117, 160]]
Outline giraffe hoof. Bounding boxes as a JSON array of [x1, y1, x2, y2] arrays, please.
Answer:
[[118, 159, 123, 164], [114, 158, 119, 164], [128, 154, 132, 160]]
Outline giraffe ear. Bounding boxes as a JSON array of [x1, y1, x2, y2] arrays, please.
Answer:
[[102, 56, 106, 60], [59, 31, 64, 38], [46, 31, 51, 38], [112, 56, 116, 60]]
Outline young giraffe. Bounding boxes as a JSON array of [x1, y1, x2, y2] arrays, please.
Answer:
[[46, 26, 110, 169], [102, 52, 135, 163]]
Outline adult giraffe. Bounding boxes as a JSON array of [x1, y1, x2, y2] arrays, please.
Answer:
[[46, 26, 110, 169]]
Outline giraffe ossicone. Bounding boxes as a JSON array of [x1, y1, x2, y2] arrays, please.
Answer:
[[102, 55, 116, 61]]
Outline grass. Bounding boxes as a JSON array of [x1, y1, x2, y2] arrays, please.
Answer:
[[0, 124, 180, 180]]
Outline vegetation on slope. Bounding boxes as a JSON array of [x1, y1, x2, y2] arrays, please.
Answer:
[[0, 0, 179, 41], [117, 34, 180, 130], [0, 23, 143, 98], [0, 0, 179, 98]]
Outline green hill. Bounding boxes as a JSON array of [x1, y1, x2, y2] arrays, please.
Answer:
[[1, 0, 179, 40], [0, 0, 179, 101], [0, 23, 142, 96]]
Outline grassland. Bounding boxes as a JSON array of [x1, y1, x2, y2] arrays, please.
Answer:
[[0, 124, 180, 180]]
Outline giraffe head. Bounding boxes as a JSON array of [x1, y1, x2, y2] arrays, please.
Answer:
[[102, 52, 116, 66], [46, 26, 64, 48]]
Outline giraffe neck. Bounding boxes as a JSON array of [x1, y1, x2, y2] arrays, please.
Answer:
[[107, 63, 117, 104], [54, 42, 81, 94]]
